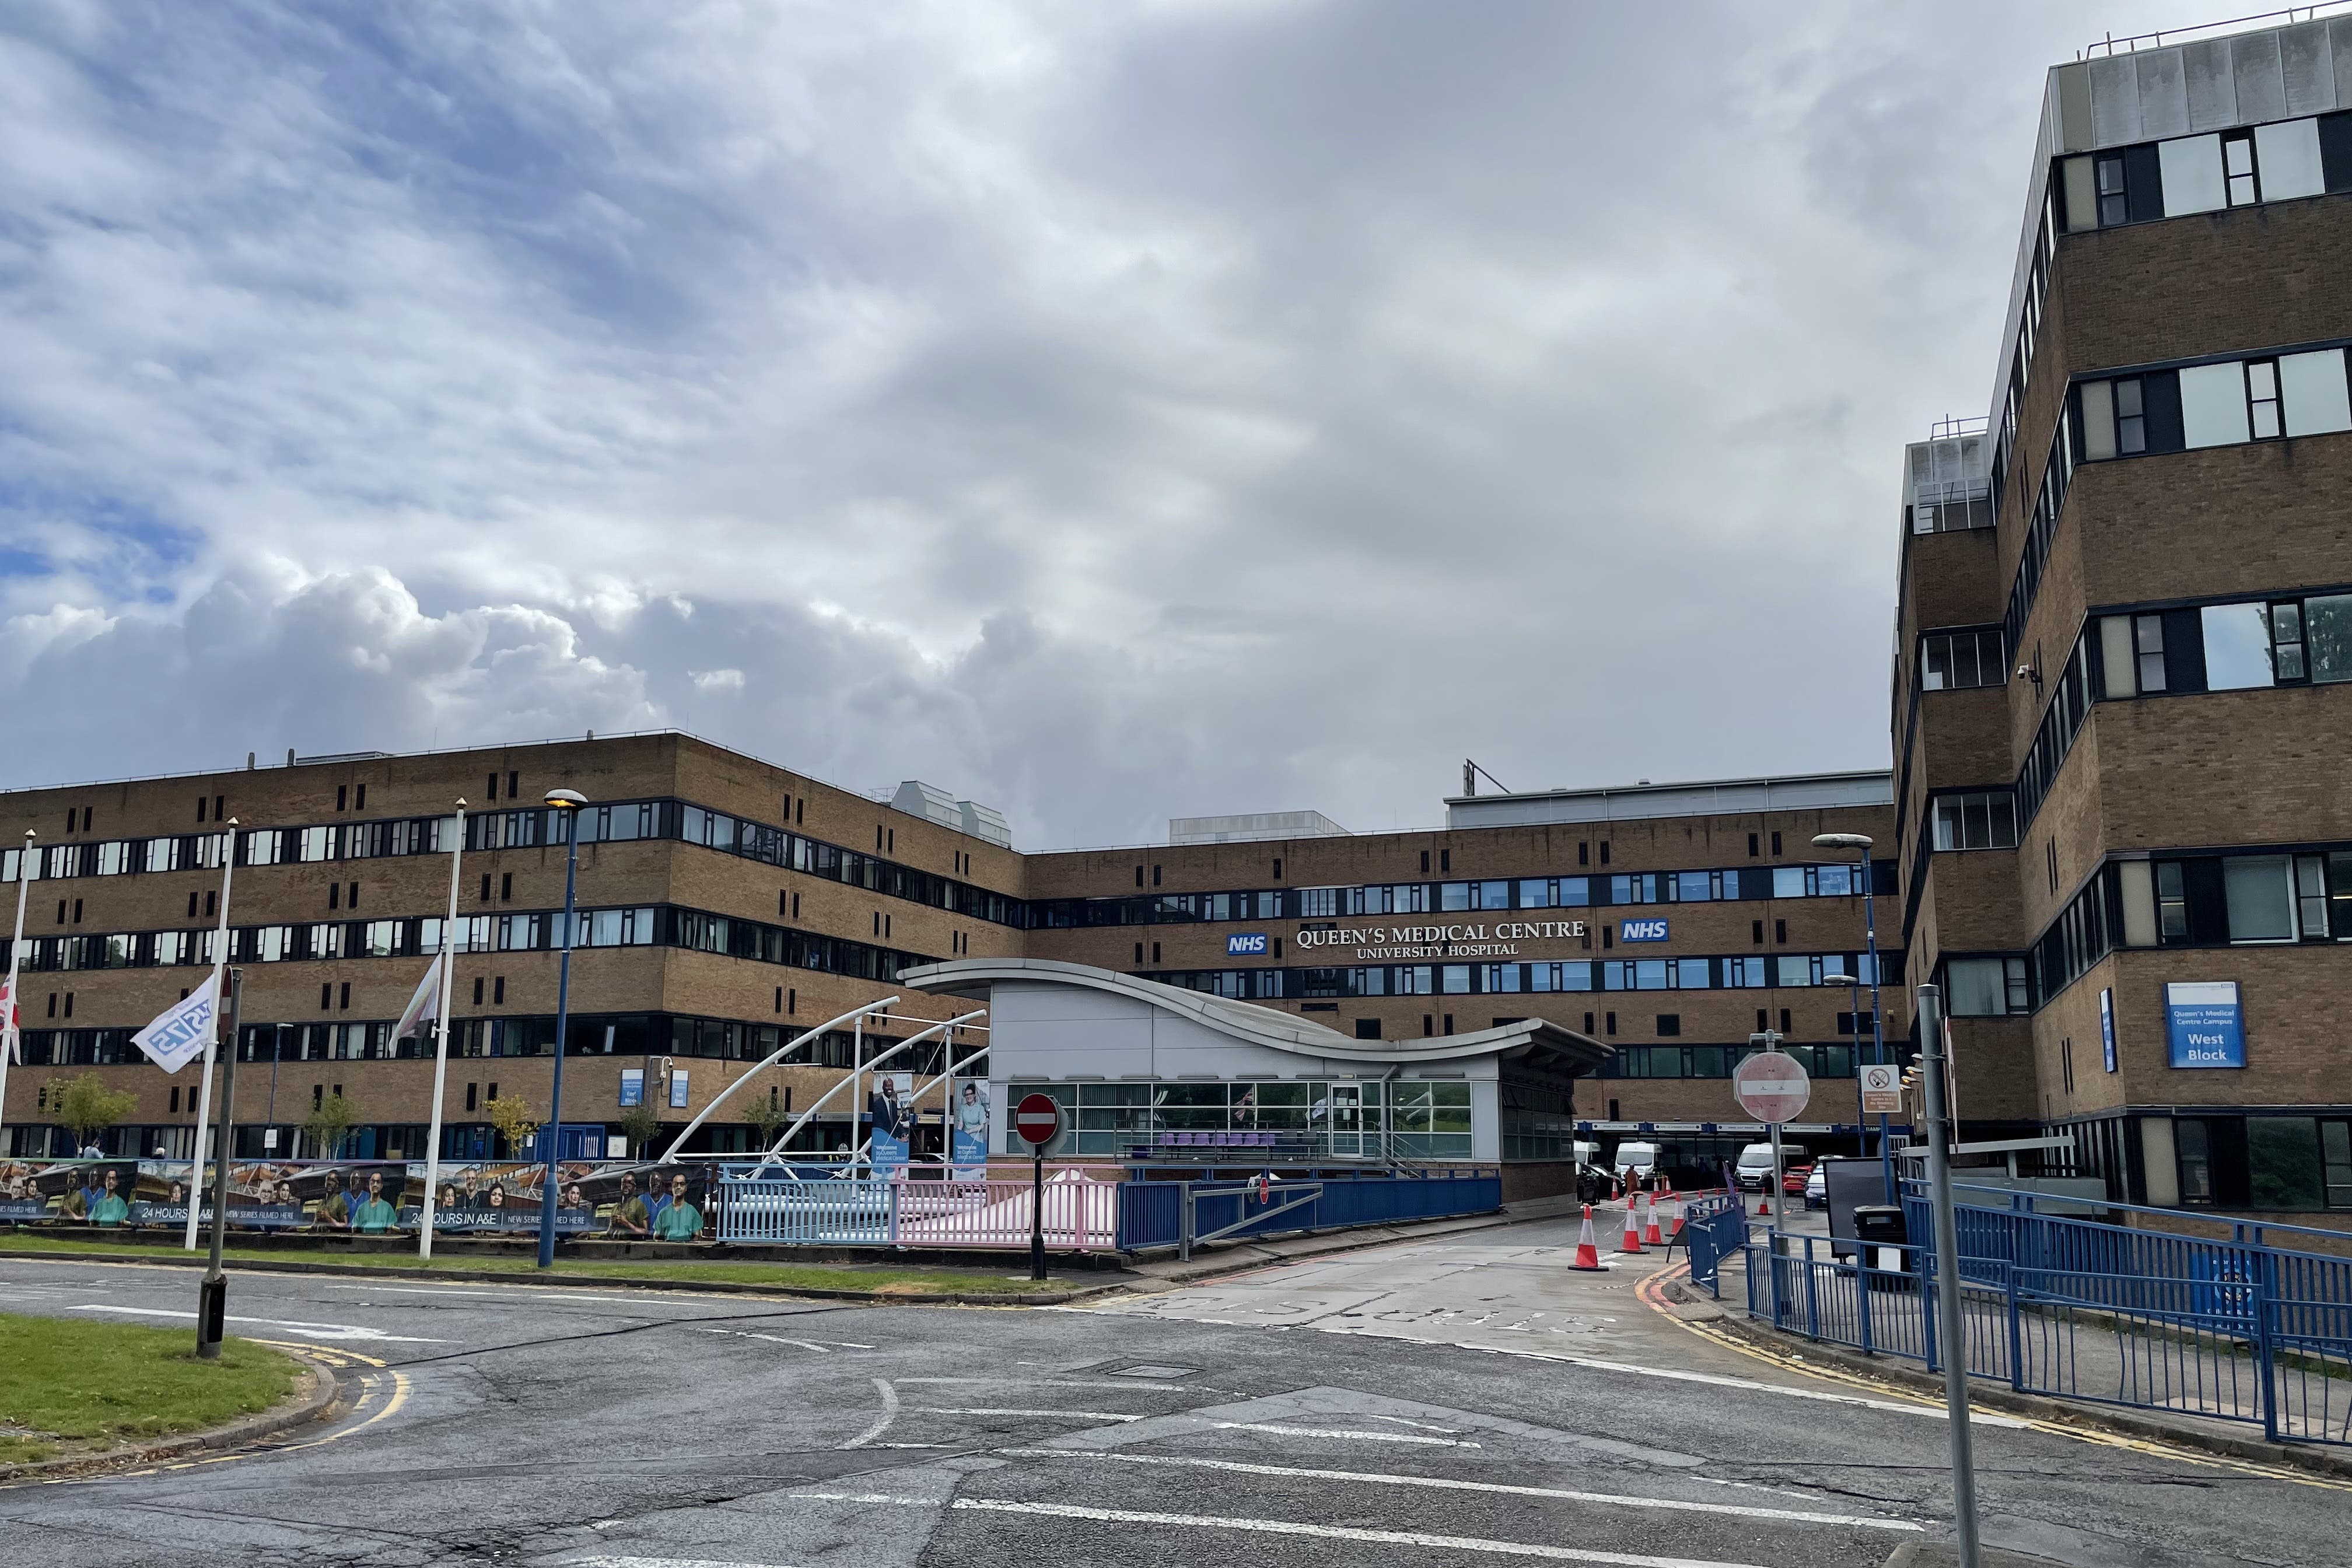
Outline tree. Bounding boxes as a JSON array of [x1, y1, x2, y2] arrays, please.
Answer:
[[744, 1093, 791, 1154], [48, 1074, 136, 1150], [303, 1093, 359, 1159], [485, 1093, 538, 1158], [616, 1099, 662, 1160]]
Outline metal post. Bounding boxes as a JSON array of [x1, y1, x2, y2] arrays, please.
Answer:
[[196, 968, 243, 1359], [1917, 982, 1980, 1567], [421, 800, 464, 1261], [187, 823, 237, 1251], [537, 802, 582, 1270], [1030, 1144, 1046, 1281], [1863, 852, 1892, 1204], [0, 831, 33, 1158]]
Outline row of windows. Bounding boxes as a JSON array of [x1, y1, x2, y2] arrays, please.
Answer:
[[1931, 583, 2352, 860], [1149, 950, 1891, 1002], [18, 1012, 977, 1069], [1920, 629, 2006, 692], [1600, 1042, 1882, 1082], [2057, 113, 2352, 235], [1038, 861, 1893, 930], [2176, 1115, 2352, 1213], [0, 904, 930, 985], [0, 797, 1024, 928], [1997, 339, 2352, 716], [2033, 845, 2352, 1008]]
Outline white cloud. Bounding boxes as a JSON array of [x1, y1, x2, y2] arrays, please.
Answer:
[[0, 1, 2177, 843]]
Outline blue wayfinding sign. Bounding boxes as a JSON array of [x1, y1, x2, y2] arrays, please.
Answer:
[[1618, 918, 1668, 943], [2098, 988, 2118, 1073], [2165, 981, 2244, 1069], [1227, 932, 1268, 956]]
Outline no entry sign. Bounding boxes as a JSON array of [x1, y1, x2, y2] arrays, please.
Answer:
[[1013, 1092, 1062, 1147], [1732, 1051, 1811, 1124]]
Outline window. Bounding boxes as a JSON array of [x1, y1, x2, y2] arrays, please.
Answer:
[[2096, 153, 2129, 225], [1933, 792, 2018, 851], [2182, 360, 2251, 448], [1922, 629, 2004, 691], [1947, 957, 2025, 1017], [1355, 1019, 1381, 1040], [2157, 861, 2189, 940], [2246, 359, 2282, 440], [2114, 376, 2146, 453], [1656, 1014, 1680, 1037], [2269, 601, 2309, 683], [2224, 856, 2295, 943], [2202, 603, 2276, 691], [2250, 1118, 2325, 1211], [2222, 130, 2258, 206], [2295, 855, 2332, 940]]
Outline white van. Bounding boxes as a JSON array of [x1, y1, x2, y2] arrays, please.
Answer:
[[1614, 1141, 1659, 1180], [1735, 1141, 1806, 1192]]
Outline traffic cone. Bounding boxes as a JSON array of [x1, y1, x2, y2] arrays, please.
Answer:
[[1756, 1192, 1772, 1217], [1640, 1191, 1664, 1247], [1618, 1198, 1645, 1254], [1569, 1204, 1604, 1270], [1664, 1185, 1685, 1238]]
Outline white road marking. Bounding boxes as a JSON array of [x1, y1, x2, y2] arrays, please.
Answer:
[[837, 1378, 898, 1450], [68, 1304, 446, 1343], [908, 1420, 1147, 1429], [897, 1377, 1186, 1391], [694, 1328, 832, 1353], [1212, 1420, 1477, 1447], [1368, 1414, 1460, 1432], [790, 1493, 1772, 1567], [321, 1283, 767, 1309], [560, 1558, 804, 1567], [995, 1449, 1924, 1532]]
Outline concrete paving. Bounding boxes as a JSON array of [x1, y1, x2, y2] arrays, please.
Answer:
[[0, 1207, 2342, 1568]]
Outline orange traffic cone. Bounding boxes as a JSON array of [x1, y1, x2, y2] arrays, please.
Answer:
[[1618, 1198, 1646, 1254], [1756, 1192, 1773, 1217], [1640, 1191, 1664, 1247], [1569, 1204, 1605, 1270], [1664, 1186, 1685, 1238]]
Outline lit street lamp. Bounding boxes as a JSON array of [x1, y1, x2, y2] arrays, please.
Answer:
[[538, 787, 588, 1269], [1812, 831, 1893, 1202]]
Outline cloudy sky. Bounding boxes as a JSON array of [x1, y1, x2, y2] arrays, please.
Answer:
[[1, 1, 2182, 847]]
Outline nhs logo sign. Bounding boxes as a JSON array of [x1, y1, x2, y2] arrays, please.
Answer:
[[1618, 918, 1670, 943], [1227, 933, 1269, 956]]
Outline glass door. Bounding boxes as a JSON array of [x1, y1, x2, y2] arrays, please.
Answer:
[[1326, 1083, 1363, 1158]]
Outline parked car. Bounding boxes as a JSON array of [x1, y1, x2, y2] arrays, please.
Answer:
[[1803, 1166, 1827, 1210], [1734, 1141, 1808, 1192], [1782, 1163, 1814, 1196]]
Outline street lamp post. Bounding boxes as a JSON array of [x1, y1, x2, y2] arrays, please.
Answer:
[[1814, 832, 1892, 1203], [537, 788, 588, 1270]]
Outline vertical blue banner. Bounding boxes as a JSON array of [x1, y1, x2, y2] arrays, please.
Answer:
[[2098, 988, 2118, 1074]]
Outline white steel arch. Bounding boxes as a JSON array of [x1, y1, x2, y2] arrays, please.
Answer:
[[752, 1008, 986, 1171], [660, 995, 898, 1161]]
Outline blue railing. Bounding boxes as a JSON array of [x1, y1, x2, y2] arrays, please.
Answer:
[[1116, 1171, 1500, 1252], [1741, 1194, 2352, 1448], [1684, 1195, 1747, 1295]]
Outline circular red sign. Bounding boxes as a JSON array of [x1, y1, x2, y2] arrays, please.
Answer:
[[1013, 1092, 1062, 1147], [1732, 1051, 1812, 1124]]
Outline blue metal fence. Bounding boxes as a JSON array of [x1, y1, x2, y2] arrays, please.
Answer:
[[1741, 1189, 2352, 1447], [1684, 1195, 1746, 1295], [1116, 1170, 1500, 1252]]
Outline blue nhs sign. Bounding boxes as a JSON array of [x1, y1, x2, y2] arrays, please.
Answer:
[[1227, 933, 1269, 957], [1618, 918, 1670, 943]]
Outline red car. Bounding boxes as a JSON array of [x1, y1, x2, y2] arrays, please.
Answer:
[[1781, 1163, 1814, 1195]]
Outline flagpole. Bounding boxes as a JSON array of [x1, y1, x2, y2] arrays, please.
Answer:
[[0, 831, 33, 1157], [419, 800, 465, 1261], [185, 818, 237, 1252]]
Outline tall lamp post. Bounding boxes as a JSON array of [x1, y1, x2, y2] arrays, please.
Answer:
[[1813, 831, 1892, 1203], [537, 788, 588, 1270]]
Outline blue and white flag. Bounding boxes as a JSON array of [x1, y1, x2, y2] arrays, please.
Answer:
[[133, 973, 219, 1074]]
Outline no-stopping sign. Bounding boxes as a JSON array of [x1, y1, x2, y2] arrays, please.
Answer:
[[1733, 1051, 1812, 1124]]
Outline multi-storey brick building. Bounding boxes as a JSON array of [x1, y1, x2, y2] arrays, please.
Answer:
[[0, 736, 1901, 1189], [1896, 16, 2352, 1219]]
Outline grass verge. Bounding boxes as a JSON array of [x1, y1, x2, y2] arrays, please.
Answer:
[[0, 1312, 299, 1464], [0, 1233, 1079, 1296]]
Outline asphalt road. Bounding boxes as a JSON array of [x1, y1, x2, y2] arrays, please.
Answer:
[[0, 1215, 2343, 1568]]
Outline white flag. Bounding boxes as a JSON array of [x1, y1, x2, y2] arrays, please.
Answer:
[[396, 952, 443, 1043], [134, 972, 219, 1074], [0, 975, 18, 1065]]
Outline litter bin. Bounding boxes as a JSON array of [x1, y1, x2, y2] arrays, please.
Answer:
[[1852, 1205, 1910, 1288]]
